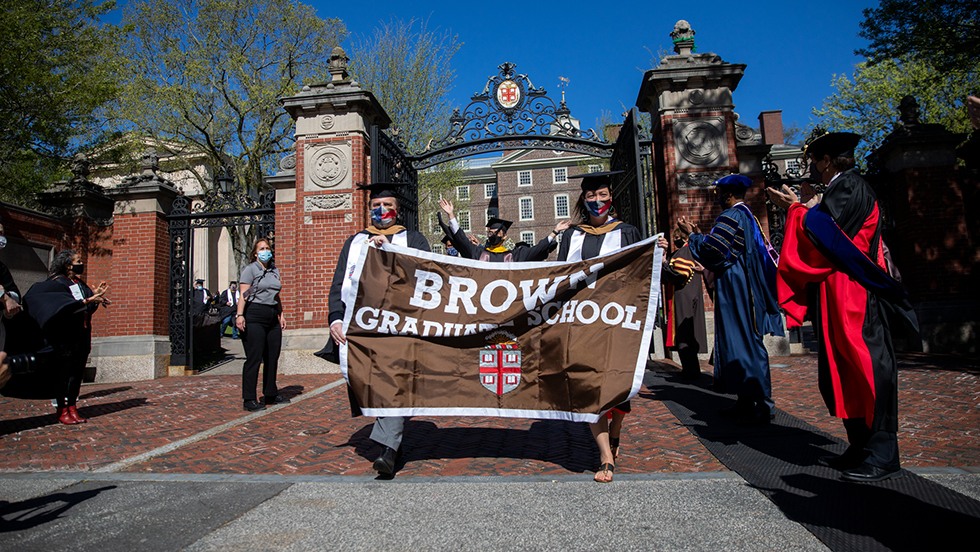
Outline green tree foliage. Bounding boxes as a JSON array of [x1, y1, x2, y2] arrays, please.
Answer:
[[348, 17, 463, 245], [857, 0, 980, 74], [813, 57, 974, 164], [115, 0, 346, 197], [348, 18, 462, 154], [0, 0, 120, 206]]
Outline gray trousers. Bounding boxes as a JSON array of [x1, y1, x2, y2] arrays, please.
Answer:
[[370, 416, 406, 450]]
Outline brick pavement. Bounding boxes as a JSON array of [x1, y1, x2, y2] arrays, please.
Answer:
[[0, 354, 976, 477]]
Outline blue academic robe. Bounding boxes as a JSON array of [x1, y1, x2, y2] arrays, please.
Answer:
[[689, 204, 783, 402]]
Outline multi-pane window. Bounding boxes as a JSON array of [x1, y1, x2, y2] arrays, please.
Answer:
[[519, 197, 534, 220], [520, 231, 535, 244], [485, 182, 497, 198], [432, 243, 445, 254], [555, 194, 570, 218], [553, 167, 567, 184], [518, 170, 532, 187], [459, 210, 471, 232], [588, 164, 602, 173], [456, 185, 470, 201], [785, 159, 801, 175]]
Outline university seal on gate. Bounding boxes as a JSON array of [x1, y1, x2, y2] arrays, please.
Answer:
[[496, 80, 521, 109], [479, 331, 522, 396]]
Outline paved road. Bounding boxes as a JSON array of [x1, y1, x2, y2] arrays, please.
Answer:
[[1, 350, 977, 550]]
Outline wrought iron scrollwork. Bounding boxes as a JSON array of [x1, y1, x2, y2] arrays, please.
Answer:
[[410, 62, 608, 168]]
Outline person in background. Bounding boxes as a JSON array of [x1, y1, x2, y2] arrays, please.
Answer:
[[557, 170, 642, 483], [438, 198, 568, 262], [219, 281, 240, 339], [662, 227, 708, 380], [680, 174, 784, 426], [236, 238, 288, 412]]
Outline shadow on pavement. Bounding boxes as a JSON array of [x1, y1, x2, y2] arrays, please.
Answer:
[[0, 485, 116, 533], [644, 365, 980, 550], [339, 419, 597, 474], [0, 398, 149, 437]]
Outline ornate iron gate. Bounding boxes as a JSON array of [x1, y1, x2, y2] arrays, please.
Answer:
[[168, 189, 275, 368], [610, 108, 654, 238]]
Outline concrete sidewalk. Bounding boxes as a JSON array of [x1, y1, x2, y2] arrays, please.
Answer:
[[0, 352, 977, 550]]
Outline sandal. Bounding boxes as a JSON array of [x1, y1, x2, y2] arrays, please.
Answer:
[[610, 437, 620, 460], [594, 462, 615, 483]]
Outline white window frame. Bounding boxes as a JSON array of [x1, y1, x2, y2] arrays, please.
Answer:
[[518, 170, 532, 187], [554, 194, 570, 219], [456, 185, 470, 201], [484, 182, 497, 199], [520, 231, 535, 244], [459, 210, 471, 232], [519, 196, 534, 221], [588, 164, 602, 173], [553, 167, 568, 184]]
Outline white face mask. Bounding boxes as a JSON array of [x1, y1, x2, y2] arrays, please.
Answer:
[[0, 236, 6, 249]]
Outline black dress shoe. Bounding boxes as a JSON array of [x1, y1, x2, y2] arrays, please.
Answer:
[[263, 394, 291, 405], [243, 399, 266, 412], [373, 446, 398, 476], [841, 463, 902, 483]]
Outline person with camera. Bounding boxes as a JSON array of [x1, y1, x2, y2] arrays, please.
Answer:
[[42, 250, 109, 424]]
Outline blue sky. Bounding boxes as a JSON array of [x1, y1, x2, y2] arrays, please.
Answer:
[[314, 0, 880, 142]]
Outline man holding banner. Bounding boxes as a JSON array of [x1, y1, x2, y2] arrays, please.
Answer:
[[325, 183, 430, 477], [680, 174, 784, 426]]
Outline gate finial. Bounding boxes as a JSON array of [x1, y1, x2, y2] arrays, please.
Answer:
[[329, 46, 350, 83]]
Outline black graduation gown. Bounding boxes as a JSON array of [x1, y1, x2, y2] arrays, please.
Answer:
[[556, 222, 642, 261], [444, 224, 555, 262]]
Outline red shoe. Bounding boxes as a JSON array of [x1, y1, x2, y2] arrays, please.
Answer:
[[57, 407, 80, 425], [67, 406, 87, 423]]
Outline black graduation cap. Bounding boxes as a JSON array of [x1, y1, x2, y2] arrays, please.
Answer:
[[486, 217, 513, 232], [357, 182, 406, 199], [712, 174, 753, 191], [804, 131, 861, 159], [194, 278, 205, 284], [569, 170, 623, 192]]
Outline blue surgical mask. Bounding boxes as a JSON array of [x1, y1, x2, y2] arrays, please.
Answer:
[[257, 250, 273, 263], [447, 247, 457, 256]]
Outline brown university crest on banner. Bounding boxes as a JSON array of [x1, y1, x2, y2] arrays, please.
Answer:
[[338, 235, 663, 423], [479, 332, 522, 396]]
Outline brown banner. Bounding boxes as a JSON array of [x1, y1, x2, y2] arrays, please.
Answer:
[[340, 235, 663, 422]]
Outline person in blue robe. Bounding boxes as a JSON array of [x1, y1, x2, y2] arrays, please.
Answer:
[[679, 174, 784, 424]]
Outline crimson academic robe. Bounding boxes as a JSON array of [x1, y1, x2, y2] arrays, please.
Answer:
[[777, 170, 912, 468]]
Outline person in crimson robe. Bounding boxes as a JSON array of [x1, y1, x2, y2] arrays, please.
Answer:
[[437, 198, 568, 262], [320, 182, 430, 478], [680, 174, 784, 426], [557, 170, 642, 483], [662, 227, 708, 380], [767, 130, 916, 483]]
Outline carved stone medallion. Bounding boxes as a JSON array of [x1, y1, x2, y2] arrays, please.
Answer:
[[307, 145, 349, 189], [673, 118, 727, 169]]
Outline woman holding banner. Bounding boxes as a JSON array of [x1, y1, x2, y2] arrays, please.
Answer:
[[558, 171, 641, 483], [323, 182, 430, 478]]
